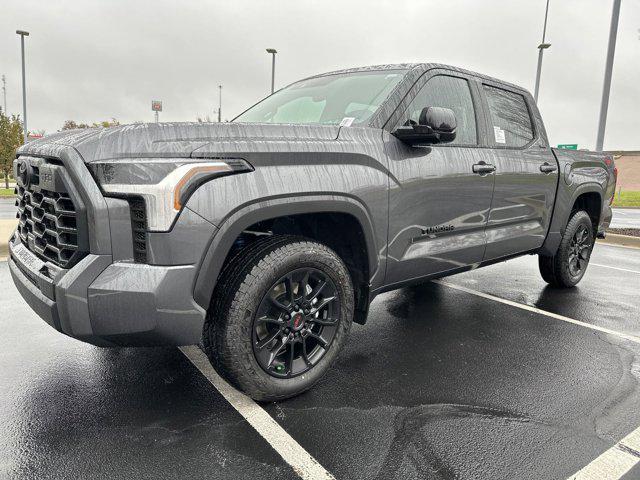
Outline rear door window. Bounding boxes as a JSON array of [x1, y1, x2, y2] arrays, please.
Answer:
[[483, 85, 534, 148]]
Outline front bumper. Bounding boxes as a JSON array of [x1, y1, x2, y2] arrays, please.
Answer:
[[9, 145, 219, 346], [9, 232, 207, 346]]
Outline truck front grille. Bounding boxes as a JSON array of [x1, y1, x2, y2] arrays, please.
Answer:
[[15, 156, 88, 269]]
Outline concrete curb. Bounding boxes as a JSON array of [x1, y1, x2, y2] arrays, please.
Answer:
[[598, 233, 640, 249], [0, 220, 17, 258]]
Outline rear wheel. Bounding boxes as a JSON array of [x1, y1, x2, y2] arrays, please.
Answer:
[[203, 235, 354, 401], [539, 210, 594, 288]]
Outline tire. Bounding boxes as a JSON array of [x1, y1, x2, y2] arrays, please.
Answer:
[[203, 235, 354, 401], [539, 210, 595, 288]]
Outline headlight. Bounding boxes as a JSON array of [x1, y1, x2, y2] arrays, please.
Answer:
[[87, 158, 252, 231]]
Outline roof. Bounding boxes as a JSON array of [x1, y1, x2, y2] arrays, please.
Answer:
[[306, 63, 528, 95]]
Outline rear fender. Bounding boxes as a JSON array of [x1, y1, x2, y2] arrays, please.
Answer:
[[540, 183, 603, 256]]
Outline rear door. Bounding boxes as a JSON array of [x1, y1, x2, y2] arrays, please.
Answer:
[[479, 82, 559, 260], [383, 70, 495, 286]]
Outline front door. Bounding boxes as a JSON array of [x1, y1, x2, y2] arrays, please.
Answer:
[[479, 83, 559, 260], [384, 72, 495, 287]]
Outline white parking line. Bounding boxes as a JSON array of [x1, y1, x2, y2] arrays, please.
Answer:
[[567, 426, 640, 479], [590, 263, 640, 275], [432, 280, 640, 345], [434, 279, 640, 479], [179, 346, 335, 480]]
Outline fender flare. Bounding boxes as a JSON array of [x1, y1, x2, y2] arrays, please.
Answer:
[[540, 183, 603, 256], [192, 194, 379, 310]]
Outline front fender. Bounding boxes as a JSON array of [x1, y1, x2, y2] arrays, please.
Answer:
[[191, 194, 380, 310]]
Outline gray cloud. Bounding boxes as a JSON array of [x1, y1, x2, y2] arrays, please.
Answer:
[[1, 0, 638, 149]]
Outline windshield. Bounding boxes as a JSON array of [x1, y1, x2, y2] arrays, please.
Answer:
[[234, 70, 407, 126]]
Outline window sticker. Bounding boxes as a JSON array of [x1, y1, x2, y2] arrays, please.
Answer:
[[339, 117, 355, 127], [494, 126, 506, 144]]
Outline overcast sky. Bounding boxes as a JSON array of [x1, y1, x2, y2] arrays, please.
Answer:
[[1, 0, 639, 150]]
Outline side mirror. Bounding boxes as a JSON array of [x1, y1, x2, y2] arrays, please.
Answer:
[[392, 106, 457, 146]]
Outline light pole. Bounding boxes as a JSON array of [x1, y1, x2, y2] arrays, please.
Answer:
[[533, 0, 551, 102], [595, 0, 622, 152], [266, 48, 277, 94], [218, 85, 222, 122], [1, 75, 6, 114], [16, 30, 29, 142]]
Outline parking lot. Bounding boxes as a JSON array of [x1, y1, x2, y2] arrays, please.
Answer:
[[1, 243, 639, 480]]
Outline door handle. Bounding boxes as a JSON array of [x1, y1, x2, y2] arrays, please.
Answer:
[[540, 162, 558, 174], [472, 163, 496, 175]]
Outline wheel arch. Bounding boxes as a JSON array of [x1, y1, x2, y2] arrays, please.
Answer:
[[540, 183, 603, 256], [193, 195, 379, 323]]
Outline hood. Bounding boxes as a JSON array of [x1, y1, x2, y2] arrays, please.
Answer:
[[18, 122, 341, 162]]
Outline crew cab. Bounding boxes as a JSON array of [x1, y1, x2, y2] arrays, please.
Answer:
[[9, 63, 616, 400]]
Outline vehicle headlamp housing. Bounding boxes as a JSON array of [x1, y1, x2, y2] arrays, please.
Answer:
[[87, 158, 253, 231]]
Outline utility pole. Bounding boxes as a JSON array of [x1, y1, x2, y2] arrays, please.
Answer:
[[533, 0, 551, 102], [1, 75, 6, 114], [16, 30, 29, 142], [595, 0, 622, 152], [218, 85, 222, 122], [266, 48, 277, 93]]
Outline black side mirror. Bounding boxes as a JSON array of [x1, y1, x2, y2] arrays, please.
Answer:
[[392, 106, 457, 146]]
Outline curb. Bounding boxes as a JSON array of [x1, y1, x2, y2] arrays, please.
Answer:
[[597, 233, 640, 249], [0, 219, 17, 258]]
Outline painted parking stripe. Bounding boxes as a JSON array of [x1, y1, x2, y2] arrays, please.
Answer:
[[432, 280, 640, 345], [434, 280, 640, 478], [180, 346, 335, 480], [567, 426, 640, 479], [590, 263, 640, 275]]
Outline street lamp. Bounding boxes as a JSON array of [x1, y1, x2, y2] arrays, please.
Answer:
[[218, 85, 222, 122], [595, 0, 622, 152], [16, 30, 29, 143], [1, 75, 6, 114], [266, 48, 277, 94], [533, 0, 551, 102]]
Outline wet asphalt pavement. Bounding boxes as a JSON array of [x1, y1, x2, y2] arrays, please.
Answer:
[[1, 243, 639, 480]]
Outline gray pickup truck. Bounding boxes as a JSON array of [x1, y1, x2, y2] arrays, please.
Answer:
[[9, 63, 616, 400]]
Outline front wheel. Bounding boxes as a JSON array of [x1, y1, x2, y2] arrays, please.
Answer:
[[539, 210, 595, 288], [203, 235, 354, 401]]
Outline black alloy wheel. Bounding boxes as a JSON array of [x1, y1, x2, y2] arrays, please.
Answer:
[[253, 267, 339, 378], [538, 210, 594, 288], [203, 235, 354, 401], [567, 224, 592, 277]]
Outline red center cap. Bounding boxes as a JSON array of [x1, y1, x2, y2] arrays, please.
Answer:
[[292, 313, 304, 331]]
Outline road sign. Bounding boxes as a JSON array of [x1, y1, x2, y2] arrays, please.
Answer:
[[151, 100, 162, 112], [557, 144, 578, 150]]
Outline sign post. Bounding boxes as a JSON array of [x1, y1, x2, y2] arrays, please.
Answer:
[[557, 144, 578, 150], [151, 100, 162, 123]]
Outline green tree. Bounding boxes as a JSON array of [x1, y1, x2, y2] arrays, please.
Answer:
[[61, 118, 120, 130], [0, 110, 24, 189]]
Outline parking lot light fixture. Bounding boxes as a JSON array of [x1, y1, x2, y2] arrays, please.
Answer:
[[595, 0, 622, 152], [533, 0, 551, 102], [266, 48, 277, 94], [16, 30, 29, 143]]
